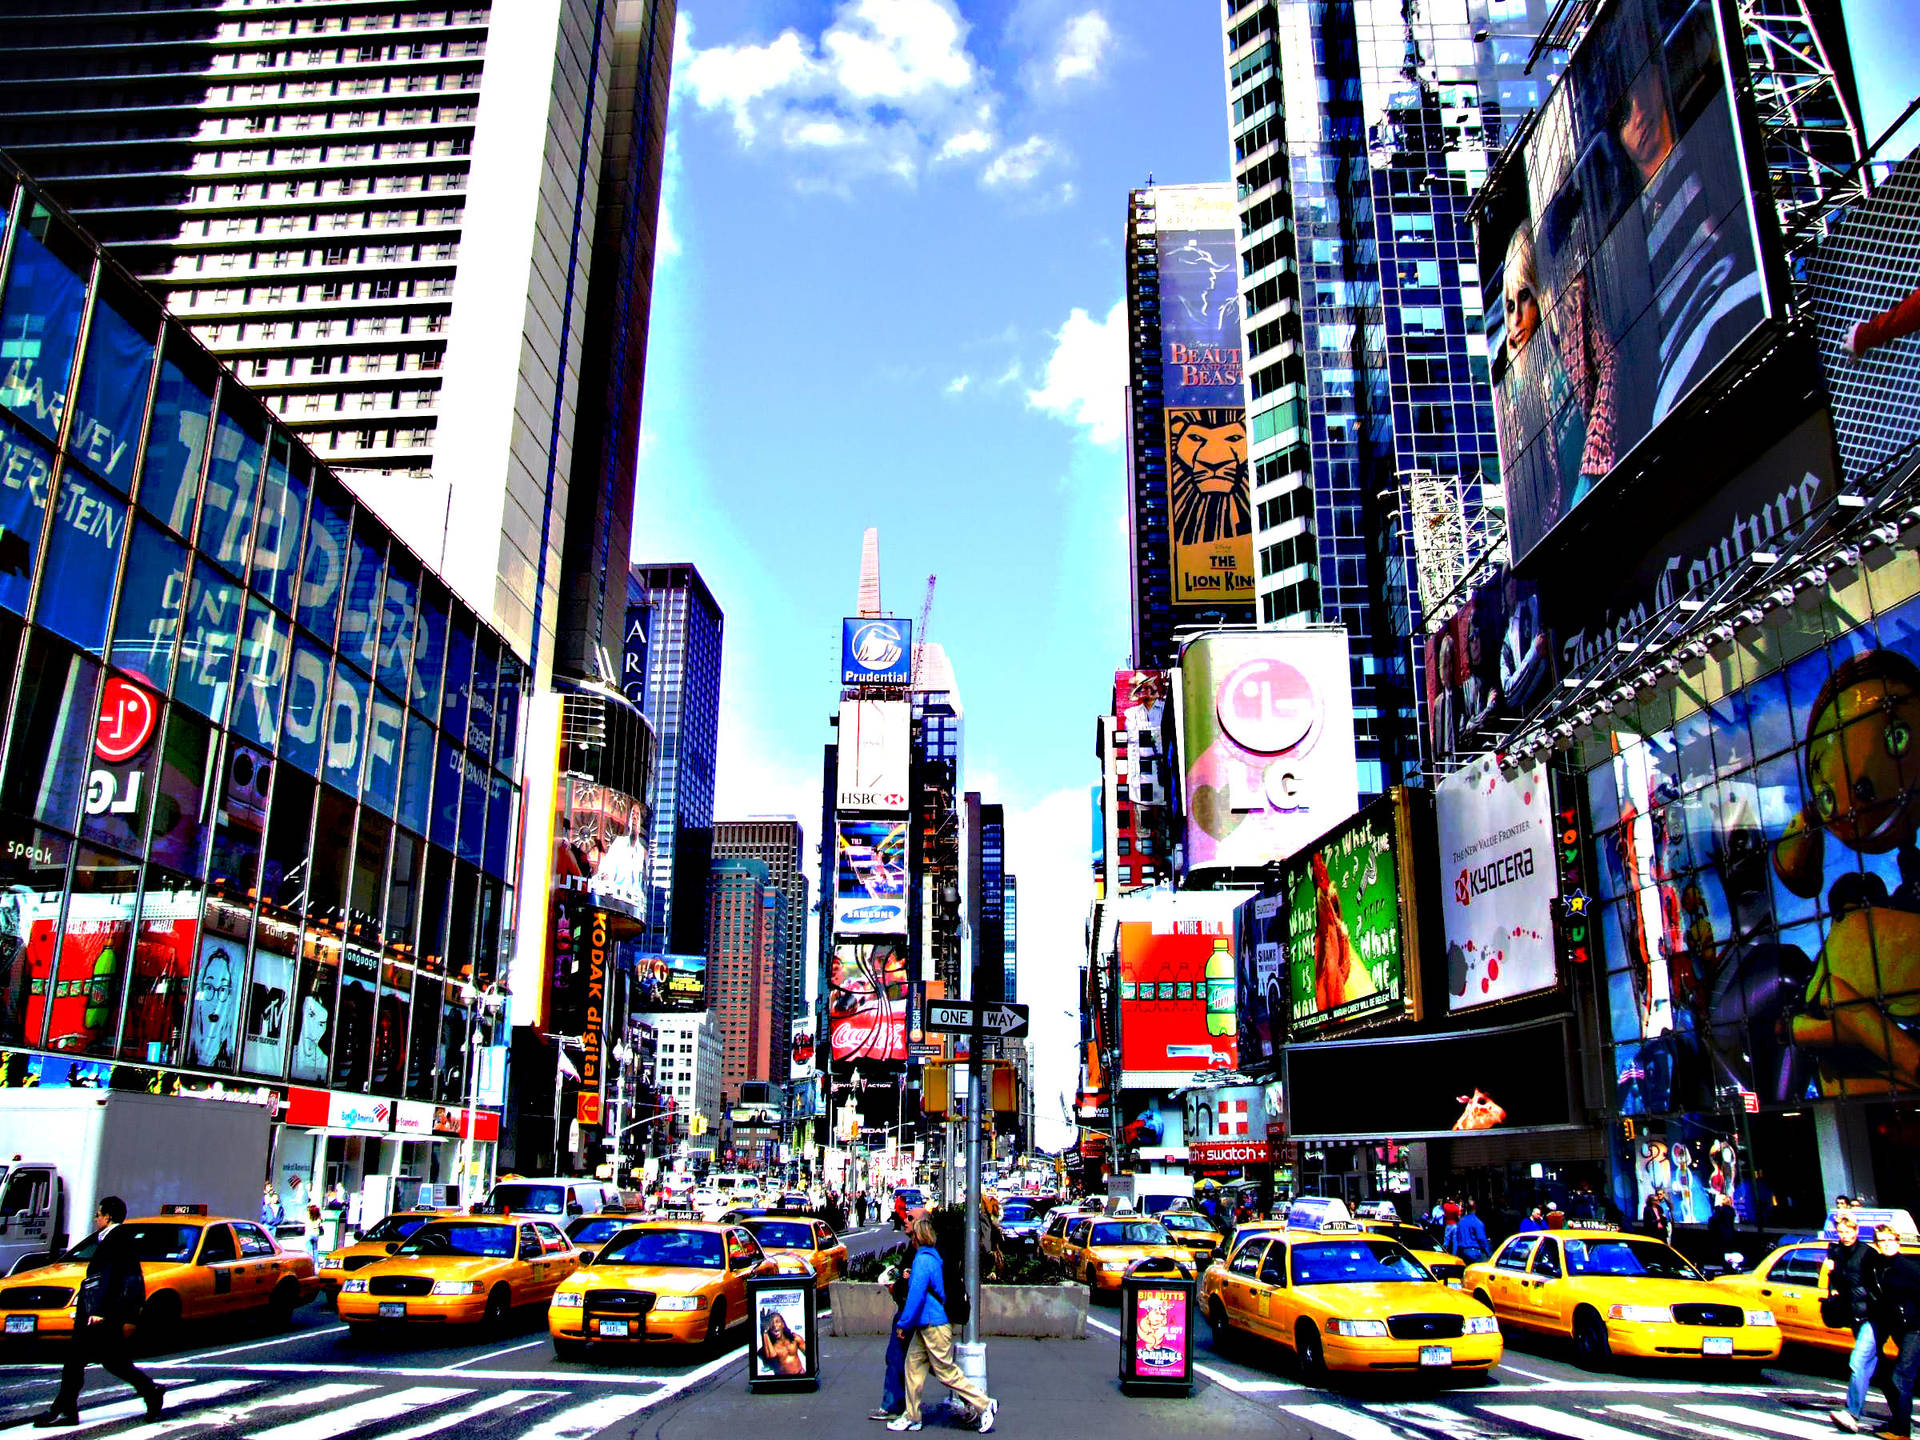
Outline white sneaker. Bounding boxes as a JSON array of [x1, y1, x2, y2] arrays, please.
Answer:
[[887, 1419, 922, 1433], [977, 1399, 998, 1434], [1832, 1413, 1862, 1434]]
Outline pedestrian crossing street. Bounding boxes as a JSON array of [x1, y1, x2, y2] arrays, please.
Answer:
[[1272, 1390, 1857, 1440]]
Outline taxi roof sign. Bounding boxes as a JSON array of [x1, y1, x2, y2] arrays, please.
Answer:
[[159, 1203, 209, 1216]]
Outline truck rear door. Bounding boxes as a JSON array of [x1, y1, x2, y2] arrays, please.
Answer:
[[0, 1166, 59, 1262]]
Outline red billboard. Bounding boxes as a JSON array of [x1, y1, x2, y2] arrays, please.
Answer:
[[829, 940, 908, 1064], [1117, 921, 1236, 1077]]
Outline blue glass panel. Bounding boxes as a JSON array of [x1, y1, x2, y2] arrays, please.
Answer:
[[174, 563, 242, 721], [377, 562, 416, 696], [36, 472, 126, 655], [412, 584, 446, 718], [249, 437, 307, 613], [325, 663, 370, 793], [0, 207, 88, 446], [483, 770, 511, 879], [457, 751, 484, 867], [137, 345, 213, 538], [395, 715, 434, 835], [296, 485, 349, 643], [67, 286, 154, 491], [1, 635, 98, 832], [363, 687, 404, 817], [493, 655, 523, 776], [109, 519, 188, 692], [465, 634, 495, 762], [429, 736, 461, 851], [281, 635, 330, 776], [199, 401, 264, 575], [0, 414, 53, 616], [338, 528, 383, 673], [230, 598, 289, 747], [148, 704, 213, 879], [440, 615, 471, 740]]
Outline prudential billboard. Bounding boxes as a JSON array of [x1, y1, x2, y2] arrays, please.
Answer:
[[1180, 630, 1359, 876], [842, 617, 913, 686]]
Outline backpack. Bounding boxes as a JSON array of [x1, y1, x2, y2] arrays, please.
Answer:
[[933, 1244, 971, 1329]]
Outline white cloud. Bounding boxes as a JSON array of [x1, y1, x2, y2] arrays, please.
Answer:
[[1025, 298, 1126, 447], [1052, 11, 1113, 84], [824, 0, 975, 100], [945, 374, 972, 395], [937, 127, 995, 161], [655, 127, 683, 264], [981, 134, 1060, 188], [680, 26, 819, 143]]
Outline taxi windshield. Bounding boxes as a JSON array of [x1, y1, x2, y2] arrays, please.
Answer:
[[489, 1184, 565, 1215], [68, 1223, 201, 1263], [599, 1229, 725, 1270], [395, 1223, 515, 1259], [1371, 1224, 1435, 1250], [749, 1222, 816, 1249], [360, 1215, 432, 1243], [1562, 1239, 1701, 1279], [566, 1217, 629, 1244], [1293, 1240, 1431, 1285], [1160, 1213, 1218, 1235], [1091, 1222, 1170, 1247]]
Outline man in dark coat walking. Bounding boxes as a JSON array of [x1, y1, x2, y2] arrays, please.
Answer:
[[34, 1197, 164, 1427]]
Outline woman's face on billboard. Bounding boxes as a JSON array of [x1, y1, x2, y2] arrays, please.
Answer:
[[1503, 224, 1540, 360]]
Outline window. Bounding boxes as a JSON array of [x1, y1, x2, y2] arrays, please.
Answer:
[[69, 280, 156, 491], [1259, 1243, 1288, 1287], [0, 205, 90, 447], [1228, 1239, 1267, 1277], [1494, 1237, 1537, 1272], [196, 1225, 238, 1265], [139, 344, 216, 538], [35, 472, 125, 656]]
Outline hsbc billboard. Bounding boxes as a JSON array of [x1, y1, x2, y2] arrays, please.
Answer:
[[836, 699, 909, 812]]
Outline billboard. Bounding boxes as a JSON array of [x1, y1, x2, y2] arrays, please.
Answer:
[[625, 952, 706, 1013], [834, 818, 909, 934], [1283, 791, 1421, 1035], [829, 939, 908, 1064], [1180, 630, 1360, 875], [1425, 570, 1553, 763], [1479, 0, 1772, 563], [1156, 188, 1251, 608], [790, 1016, 816, 1082], [1117, 920, 1237, 1077], [1233, 891, 1286, 1075], [835, 699, 910, 811], [621, 603, 650, 709], [554, 777, 648, 921], [1437, 755, 1560, 1013], [1114, 670, 1169, 806], [842, 617, 913, 686]]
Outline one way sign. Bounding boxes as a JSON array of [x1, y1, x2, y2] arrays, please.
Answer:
[[925, 1000, 1030, 1039]]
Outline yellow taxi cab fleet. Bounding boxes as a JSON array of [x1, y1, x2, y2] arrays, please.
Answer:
[[315, 1210, 451, 1301], [1712, 1207, 1920, 1355], [1461, 1222, 1781, 1369], [734, 1215, 847, 1291], [1201, 1217, 1501, 1380], [337, 1216, 579, 1332], [548, 1221, 785, 1357], [1154, 1210, 1227, 1271], [1, 1208, 319, 1342], [1063, 1217, 1195, 1293], [1039, 1209, 1096, 1269]]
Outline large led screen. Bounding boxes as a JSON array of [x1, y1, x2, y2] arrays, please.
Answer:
[[625, 952, 706, 1013], [1424, 569, 1553, 762], [829, 940, 908, 1064], [1117, 920, 1236, 1077], [835, 699, 910, 812], [1233, 891, 1285, 1075], [1282, 791, 1418, 1035], [834, 819, 908, 934], [1437, 754, 1560, 1013], [1181, 630, 1359, 875], [1480, 0, 1771, 563]]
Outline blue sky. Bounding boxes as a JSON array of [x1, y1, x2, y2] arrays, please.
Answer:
[[632, 0, 1233, 1140]]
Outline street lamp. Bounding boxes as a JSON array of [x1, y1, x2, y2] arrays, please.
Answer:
[[458, 981, 507, 1207]]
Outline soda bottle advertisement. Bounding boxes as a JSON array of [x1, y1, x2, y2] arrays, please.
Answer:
[[1116, 921, 1236, 1075]]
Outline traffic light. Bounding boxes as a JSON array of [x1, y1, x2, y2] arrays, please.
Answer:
[[691, 1113, 708, 1136], [991, 1064, 1017, 1115], [1621, 1117, 1636, 1141], [923, 1064, 951, 1116]]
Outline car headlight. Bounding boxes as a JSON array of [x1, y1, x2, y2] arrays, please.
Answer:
[[552, 1292, 583, 1309], [1744, 1309, 1777, 1327], [1607, 1305, 1672, 1323], [654, 1295, 701, 1311], [1327, 1318, 1390, 1337], [1463, 1315, 1500, 1334], [1100, 1261, 1127, 1272], [341, 1279, 369, 1293], [431, 1281, 479, 1296]]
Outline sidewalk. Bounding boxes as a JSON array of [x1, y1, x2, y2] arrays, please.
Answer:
[[645, 1327, 1277, 1437]]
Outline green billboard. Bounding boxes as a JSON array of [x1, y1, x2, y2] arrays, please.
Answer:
[[1284, 791, 1419, 1034]]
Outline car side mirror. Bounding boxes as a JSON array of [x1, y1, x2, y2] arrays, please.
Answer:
[[385, 1242, 400, 1255], [577, 1251, 594, 1266]]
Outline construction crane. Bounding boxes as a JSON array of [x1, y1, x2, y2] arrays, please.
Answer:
[[909, 573, 937, 688]]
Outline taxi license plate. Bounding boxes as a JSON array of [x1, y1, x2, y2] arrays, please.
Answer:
[[1420, 1346, 1453, 1367], [598, 1319, 631, 1337], [378, 1302, 406, 1319], [1703, 1336, 1734, 1356], [5, 1316, 35, 1335]]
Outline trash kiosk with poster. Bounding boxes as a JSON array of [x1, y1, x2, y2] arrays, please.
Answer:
[[1117, 1256, 1196, 1395], [745, 1267, 820, 1392]]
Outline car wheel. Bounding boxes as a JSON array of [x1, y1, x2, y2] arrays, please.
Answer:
[[137, 1292, 182, 1351], [483, 1286, 511, 1333], [1207, 1297, 1235, 1353], [552, 1337, 588, 1362], [1573, 1308, 1612, 1372], [706, 1300, 727, 1350], [267, 1279, 302, 1326], [1473, 1290, 1493, 1313], [1296, 1320, 1329, 1385]]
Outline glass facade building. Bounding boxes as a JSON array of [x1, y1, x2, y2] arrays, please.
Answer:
[[0, 161, 520, 1187]]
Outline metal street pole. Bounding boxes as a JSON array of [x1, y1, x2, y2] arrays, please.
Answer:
[[963, 988, 984, 1354]]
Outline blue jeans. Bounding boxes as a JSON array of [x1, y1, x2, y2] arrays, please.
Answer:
[[1852, 1321, 1880, 1418], [882, 1325, 907, 1412]]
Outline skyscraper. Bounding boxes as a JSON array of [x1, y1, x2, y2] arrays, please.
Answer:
[[0, 2, 678, 688], [707, 856, 775, 1103], [713, 818, 808, 1087], [965, 794, 1007, 1003], [1219, 0, 1564, 787], [1003, 874, 1019, 1004], [632, 562, 723, 957]]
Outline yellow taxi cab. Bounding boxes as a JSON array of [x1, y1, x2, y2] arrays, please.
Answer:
[[1155, 1210, 1226, 1272], [337, 1216, 578, 1333], [1713, 1208, 1920, 1354], [735, 1215, 848, 1291], [1, 1210, 318, 1342], [1200, 1219, 1501, 1381], [1063, 1216, 1195, 1294], [1461, 1223, 1781, 1369], [563, 1212, 638, 1265], [1039, 1210, 1092, 1270], [315, 1211, 451, 1301], [547, 1220, 781, 1357]]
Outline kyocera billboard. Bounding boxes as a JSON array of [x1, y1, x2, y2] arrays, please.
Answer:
[[1436, 754, 1560, 1014], [842, 617, 913, 686], [1180, 630, 1359, 876], [836, 699, 910, 811]]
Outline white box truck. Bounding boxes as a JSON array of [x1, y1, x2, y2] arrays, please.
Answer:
[[0, 1091, 272, 1274], [1107, 1173, 1195, 1216]]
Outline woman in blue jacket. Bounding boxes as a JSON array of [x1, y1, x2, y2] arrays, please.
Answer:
[[890, 1216, 998, 1433]]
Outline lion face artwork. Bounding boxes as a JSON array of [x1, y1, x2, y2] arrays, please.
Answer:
[[1167, 408, 1250, 547]]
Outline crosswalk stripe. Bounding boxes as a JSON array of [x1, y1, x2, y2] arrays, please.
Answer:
[[374, 1389, 559, 1440], [1284, 1401, 1406, 1440], [1678, 1404, 1843, 1440], [245, 1387, 472, 1440], [1382, 1401, 1507, 1439], [513, 1394, 657, 1440], [0, 1381, 257, 1436], [1479, 1404, 1656, 1440], [107, 1383, 373, 1440]]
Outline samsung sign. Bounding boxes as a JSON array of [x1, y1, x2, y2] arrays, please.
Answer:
[[842, 617, 913, 686]]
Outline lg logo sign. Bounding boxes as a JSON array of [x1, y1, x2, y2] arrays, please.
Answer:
[[86, 677, 158, 817]]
